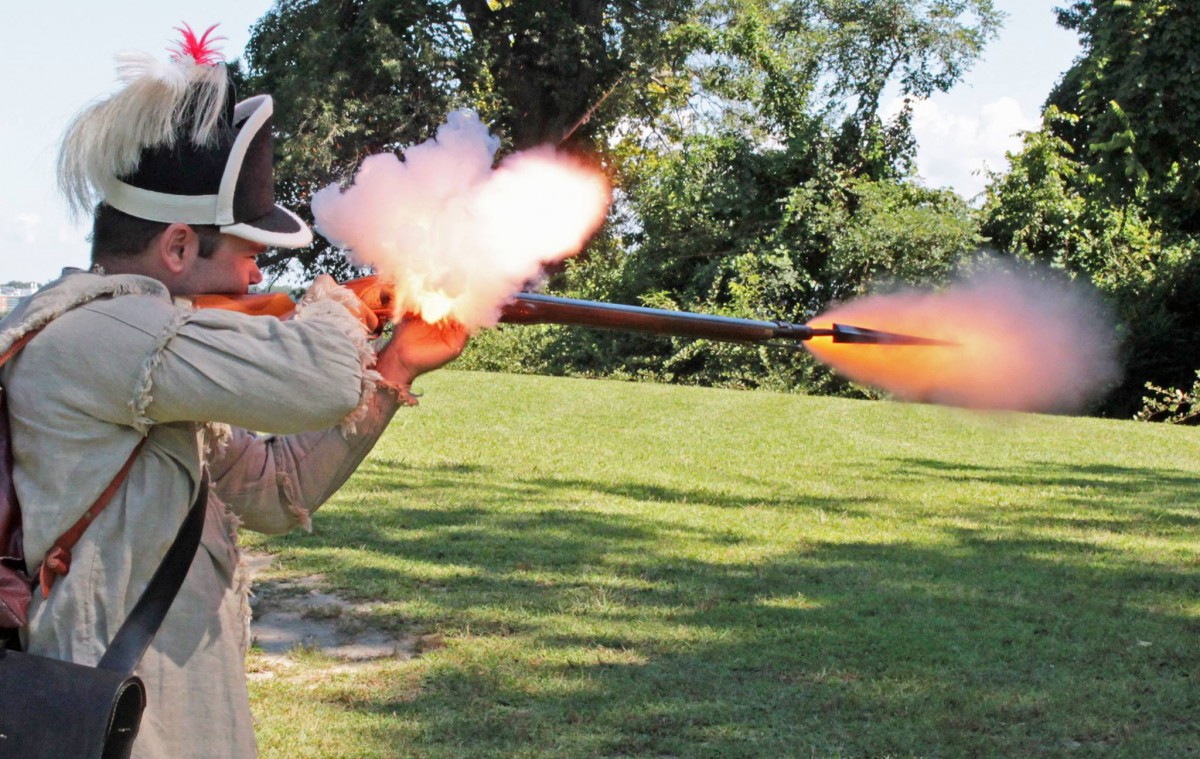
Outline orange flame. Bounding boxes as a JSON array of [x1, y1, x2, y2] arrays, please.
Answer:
[[805, 269, 1120, 413]]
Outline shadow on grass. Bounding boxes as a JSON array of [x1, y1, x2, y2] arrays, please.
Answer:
[[354, 458, 880, 516], [260, 458, 1200, 758], [890, 456, 1200, 531]]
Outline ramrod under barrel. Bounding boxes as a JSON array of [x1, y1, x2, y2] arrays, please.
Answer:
[[499, 293, 954, 346]]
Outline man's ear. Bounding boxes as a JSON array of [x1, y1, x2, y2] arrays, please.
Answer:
[[156, 224, 198, 275]]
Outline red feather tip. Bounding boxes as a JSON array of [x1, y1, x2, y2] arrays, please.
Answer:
[[169, 23, 226, 66]]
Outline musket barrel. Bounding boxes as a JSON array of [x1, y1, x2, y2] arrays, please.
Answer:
[[185, 280, 953, 347], [500, 293, 813, 343]]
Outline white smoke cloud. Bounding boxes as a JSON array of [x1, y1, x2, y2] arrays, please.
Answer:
[[311, 111, 611, 329]]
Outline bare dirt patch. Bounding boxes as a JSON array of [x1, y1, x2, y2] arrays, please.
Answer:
[[246, 552, 418, 666]]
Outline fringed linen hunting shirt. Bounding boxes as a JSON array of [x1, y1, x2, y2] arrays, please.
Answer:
[[0, 269, 407, 758]]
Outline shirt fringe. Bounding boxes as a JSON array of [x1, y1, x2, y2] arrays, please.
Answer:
[[129, 307, 193, 434], [293, 277, 382, 436]]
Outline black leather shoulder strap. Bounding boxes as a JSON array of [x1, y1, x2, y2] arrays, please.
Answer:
[[97, 476, 207, 675]]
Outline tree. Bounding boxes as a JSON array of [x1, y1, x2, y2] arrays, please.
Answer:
[[243, 0, 998, 274], [982, 2, 1200, 417], [799, 0, 1002, 165], [241, 0, 692, 279], [237, 0, 466, 279], [244, 0, 997, 395], [1048, 0, 1200, 232], [456, 1, 694, 149], [537, 0, 994, 389]]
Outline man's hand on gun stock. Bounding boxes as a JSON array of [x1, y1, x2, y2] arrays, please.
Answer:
[[339, 274, 468, 389]]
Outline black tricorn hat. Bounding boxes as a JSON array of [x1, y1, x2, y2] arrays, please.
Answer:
[[58, 25, 312, 249], [102, 93, 311, 248]]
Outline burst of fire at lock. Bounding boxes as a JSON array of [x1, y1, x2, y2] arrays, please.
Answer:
[[190, 275, 957, 348]]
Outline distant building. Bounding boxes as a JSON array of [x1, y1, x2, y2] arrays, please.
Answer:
[[0, 284, 38, 315]]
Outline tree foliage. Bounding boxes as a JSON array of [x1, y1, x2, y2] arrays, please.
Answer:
[[240, 0, 468, 278], [244, 0, 1000, 395], [1136, 370, 1200, 425], [982, 1, 1200, 417], [242, 0, 692, 279], [1049, 0, 1200, 232], [528, 0, 994, 389]]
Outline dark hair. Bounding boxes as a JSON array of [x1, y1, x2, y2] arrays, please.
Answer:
[[90, 203, 223, 261]]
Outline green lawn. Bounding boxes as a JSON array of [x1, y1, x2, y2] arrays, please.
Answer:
[[244, 370, 1200, 758]]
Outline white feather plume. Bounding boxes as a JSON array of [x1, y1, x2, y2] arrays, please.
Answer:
[[57, 52, 229, 216]]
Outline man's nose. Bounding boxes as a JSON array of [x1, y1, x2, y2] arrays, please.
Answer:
[[248, 263, 263, 286]]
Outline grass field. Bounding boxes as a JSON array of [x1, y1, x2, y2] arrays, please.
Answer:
[[244, 370, 1200, 758]]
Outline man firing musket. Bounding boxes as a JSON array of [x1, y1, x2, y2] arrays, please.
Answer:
[[0, 26, 465, 758]]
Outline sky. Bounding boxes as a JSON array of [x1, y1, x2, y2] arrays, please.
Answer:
[[887, 2, 1081, 201], [1, 1, 1080, 285]]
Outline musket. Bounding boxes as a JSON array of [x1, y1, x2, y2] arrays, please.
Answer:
[[190, 275, 953, 347], [500, 292, 953, 346]]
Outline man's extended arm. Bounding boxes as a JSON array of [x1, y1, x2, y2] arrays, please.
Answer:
[[200, 297, 467, 534]]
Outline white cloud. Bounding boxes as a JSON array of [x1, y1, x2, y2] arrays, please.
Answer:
[[4, 213, 42, 244], [888, 96, 1039, 202]]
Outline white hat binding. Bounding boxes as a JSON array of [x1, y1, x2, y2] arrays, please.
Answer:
[[57, 24, 312, 249]]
